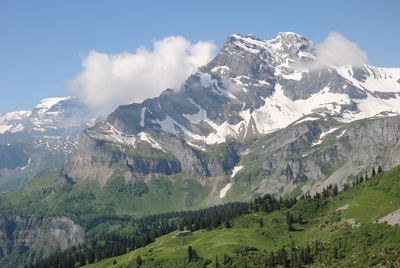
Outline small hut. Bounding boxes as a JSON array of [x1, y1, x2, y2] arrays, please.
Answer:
[[176, 230, 192, 237]]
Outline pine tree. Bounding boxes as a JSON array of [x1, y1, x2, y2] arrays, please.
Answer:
[[215, 255, 221, 268], [259, 218, 264, 228], [290, 243, 298, 268], [333, 245, 339, 259], [223, 253, 229, 266], [287, 213, 294, 231], [333, 184, 339, 196], [304, 243, 312, 264], [268, 251, 275, 268], [378, 166, 383, 174], [188, 246, 194, 262], [372, 167, 376, 177], [136, 255, 143, 266], [298, 213, 303, 224]]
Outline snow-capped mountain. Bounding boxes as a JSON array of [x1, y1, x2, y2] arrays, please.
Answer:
[[0, 97, 97, 192], [66, 32, 400, 197], [0, 96, 96, 136], [83, 32, 400, 148]]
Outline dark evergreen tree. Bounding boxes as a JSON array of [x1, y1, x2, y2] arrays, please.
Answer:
[[188, 246, 194, 262], [136, 255, 143, 266], [215, 255, 220, 268], [268, 251, 275, 268], [287, 212, 294, 231], [259, 218, 264, 228], [298, 213, 303, 224], [332, 184, 339, 196], [223, 253, 230, 266], [378, 166, 383, 174]]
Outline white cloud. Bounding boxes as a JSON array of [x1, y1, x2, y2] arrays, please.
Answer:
[[68, 36, 216, 114], [309, 32, 368, 70]]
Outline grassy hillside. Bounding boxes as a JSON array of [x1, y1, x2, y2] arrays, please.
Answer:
[[86, 166, 400, 267], [0, 171, 211, 229]]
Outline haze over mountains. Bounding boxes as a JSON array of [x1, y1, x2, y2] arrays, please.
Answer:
[[0, 97, 97, 192]]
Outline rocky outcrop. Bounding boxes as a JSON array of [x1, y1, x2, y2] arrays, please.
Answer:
[[66, 128, 241, 184], [0, 214, 84, 267], [242, 115, 400, 195]]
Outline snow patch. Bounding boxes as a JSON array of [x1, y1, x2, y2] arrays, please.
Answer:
[[294, 117, 320, 125], [312, 127, 339, 146], [204, 119, 245, 144], [139, 107, 147, 127], [198, 73, 222, 95], [34, 97, 71, 115], [182, 99, 207, 124], [20, 158, 31, 170], [336, 129, 347, 138], [282, 71, 303, 81], [154, 115, 180, 135], [337, 65, 400, 93], [186, 141, 206, 151], [0, 125, 12, 134], [231, 165, 244, 178], [211, 65, 230, 75], [219, 183, 232, 199], [233, 41, 260, 54], [105, 123, 136, 146], [252, 85, 350, 134], [10, 123, 24, 133], [138, 132, 165, 152]]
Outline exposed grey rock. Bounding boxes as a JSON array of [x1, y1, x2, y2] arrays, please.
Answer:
[[0, 214, 84, 267]]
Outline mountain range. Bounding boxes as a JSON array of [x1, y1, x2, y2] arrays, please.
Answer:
[[1, 31, 400, 267], [0, 97, 97, 192]]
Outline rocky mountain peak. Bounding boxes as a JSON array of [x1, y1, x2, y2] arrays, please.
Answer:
[[66, 32, 400, 186], [269, 32, 313, 56], [222, 32, 313, 59], [272, 32, 311, 46]]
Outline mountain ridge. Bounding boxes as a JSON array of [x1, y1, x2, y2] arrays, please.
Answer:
[[66, 32, 400, 191], [0, 96, 98, 192]]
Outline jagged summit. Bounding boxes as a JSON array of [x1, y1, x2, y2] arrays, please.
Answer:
[[223, 32, 313, 57], [273, 31, 310, 43], [226, 32, 310, 46]]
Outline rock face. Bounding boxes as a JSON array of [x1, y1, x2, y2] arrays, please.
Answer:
[[0, 97, 98, 192], [0, 214, 84, 267], [66, 32, 400, 191], [240, 114, 400, 195]]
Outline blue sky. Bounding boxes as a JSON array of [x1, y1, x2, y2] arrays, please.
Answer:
[[1, 0, 399, 113]]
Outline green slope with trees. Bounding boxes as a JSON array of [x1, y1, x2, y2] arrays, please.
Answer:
[[29, 165, 400, 268]]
